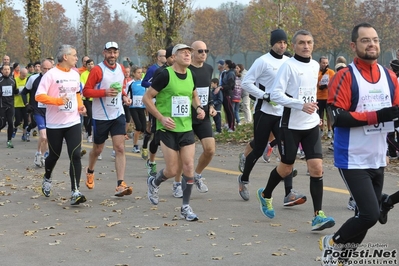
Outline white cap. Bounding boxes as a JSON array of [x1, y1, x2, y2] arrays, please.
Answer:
[[104, 42, 119, 50], [172, 44, 193, 54]]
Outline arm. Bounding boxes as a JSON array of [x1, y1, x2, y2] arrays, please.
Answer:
[[141, 66, 156, 88], [82, 66, 109, 98], [192, 89, 205, 120], [241, 58, 268, 99]]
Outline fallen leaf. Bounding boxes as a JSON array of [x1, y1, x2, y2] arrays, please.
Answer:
[[272, 252, 286, 256], [107, 221, 121, 227], [24, 230, 37, 236], [154, 254, 164, 257], [49, 240, 61, 245], [212, 257, 223, 260], [270, 223, 281, 227]]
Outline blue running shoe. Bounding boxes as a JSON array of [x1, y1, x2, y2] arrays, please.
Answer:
[[12, 128, 17, 138], [43, 151, 49, 158], [256, 188, 274, 218], [311, 210, 335, 231]]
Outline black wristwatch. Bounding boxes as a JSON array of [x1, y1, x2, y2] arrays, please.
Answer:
[[263, 93, 271, 103]]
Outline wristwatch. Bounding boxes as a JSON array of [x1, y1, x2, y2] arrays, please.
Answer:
[[263, 93, 271, 103]]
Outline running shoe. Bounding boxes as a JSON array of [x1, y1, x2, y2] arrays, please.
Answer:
[[43, 151, 49, 158], [34, 152, 42, 167], [283, 189, 307, 206], [32, 130, 37, 136], [238, 152, 246, 173], [12, 128, 17, 138], [42, 177, 52, 197], [261, 144, 273, 163], [115, 181, 133, 197], [132, 146, 140, 153], [256, 188, 274, 218], [194, 174, 208, 193], [86, 168, 95, 189], [26, 132, 30, 142], [379, 193, 393, 224], [319, 234, 339, 266], [80, 149, 86, 158], [70, 190, 87, 205], [347, 197, 356, 211], [180, 205, 198, 221], [327, 130, 333, 139], [147, 175, 159, 205], [299, 150, 306, 159], [172, 182, 183, 198], [141, 148, 148, 160], [311, 210, 335, 231], [21, 133, 26, 142], [87, 135, 93, 143], [237, 174, 249, 201], [111, 150, 115, 159], [40, 156, 45, 168], [98, 153, 102, 160], [7, 141, 13, 148], [146, 160, 157, 177]]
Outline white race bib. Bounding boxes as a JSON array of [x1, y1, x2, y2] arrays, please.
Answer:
[[132, 95, 143, 107], [362, 101, 394, 135], [2, 85, 12, 97], [171, 96, 190, 117], [197, 87, 209, 106], [299, 87, 316, 103], [319, 74, 329, 86], [106, 96, 119, 109], [59, 92, 77, 112]]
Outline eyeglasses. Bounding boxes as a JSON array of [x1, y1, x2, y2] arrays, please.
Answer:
[[197, 49, 209, 54], [358, 38, 381, 44]]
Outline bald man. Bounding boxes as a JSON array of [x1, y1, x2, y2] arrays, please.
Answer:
[[183, 40, 217, 193]]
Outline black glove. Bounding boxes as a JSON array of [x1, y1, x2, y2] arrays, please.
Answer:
[[376, 106, 399, 123], [26, 104, 34, 113]]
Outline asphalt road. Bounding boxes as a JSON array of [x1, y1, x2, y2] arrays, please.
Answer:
[[0, 132, 398, 266]]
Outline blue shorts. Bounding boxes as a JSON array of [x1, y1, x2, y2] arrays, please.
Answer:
[[33, 114, 46, 130]]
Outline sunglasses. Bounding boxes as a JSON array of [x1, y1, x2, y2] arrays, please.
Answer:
[[197, 49, 209, 54]]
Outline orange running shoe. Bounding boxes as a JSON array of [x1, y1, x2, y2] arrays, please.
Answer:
[[86, 168, 95, 189], [115, 181, 133, 197]]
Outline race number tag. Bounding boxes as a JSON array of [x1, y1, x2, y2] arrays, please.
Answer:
[[299, 87, 316, 103], [362, 102, 394, 135], [106, 96, 119, 108], [59, 93, 77, 112], [319, 74, 329, 86], [132, 95, 143, 107], [2, 85, 12, 97], [171, 96, 190, 117], [196, 87, 209, 106]]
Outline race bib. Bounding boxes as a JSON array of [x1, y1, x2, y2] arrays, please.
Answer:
[[106, 96, 119, 108], [319, 74, 329, 86], [132, 95, 143, 107], [59, 92, 77, 112], [171, 96, 190, 117], [362, 102, 394, 135], [197, 87, 209, 106], [2, 85, 12, 97], [299, 87, 316, 103]]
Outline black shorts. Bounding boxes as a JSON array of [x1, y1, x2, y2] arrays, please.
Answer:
[[93, 115, 126, 144], [279, 125, 322, 165], [192, 119, 213, 140], [317, 99, 327, 119], [159, 130, 195, 151]]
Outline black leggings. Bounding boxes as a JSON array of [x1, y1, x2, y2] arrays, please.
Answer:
[[83, 100, 92, 136], [0, 107, 14, 141], [241, 112, 280, 182], [14, 107, 29, 129], [129, 108, 146, 132], [333, 168, 383, 245], [45, 123, 82, 191], [222, 93, 235, 130]]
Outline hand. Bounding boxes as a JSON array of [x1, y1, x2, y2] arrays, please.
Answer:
[[209, 106, 217, 117], [123, 96, 132, 106], [26, 104, 34, 113], [376, 106, 399, 123], [60, 94, 69, 105], [161, 116, 175, 130], [302, 102, 319, 114], [106, 88, 119, 97], [78, 105, 87, 116], [196, 108, 205, 120], [214, 87, 221, 94]]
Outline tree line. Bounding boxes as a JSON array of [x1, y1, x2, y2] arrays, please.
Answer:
[[0, 0, 398, 68]]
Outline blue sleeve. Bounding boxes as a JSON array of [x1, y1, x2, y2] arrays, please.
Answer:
[[141, 65, 156, 88]]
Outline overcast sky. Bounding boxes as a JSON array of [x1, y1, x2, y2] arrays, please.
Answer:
[[13, 0, 251, 21]]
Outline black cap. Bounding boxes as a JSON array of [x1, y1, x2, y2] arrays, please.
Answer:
[[270, 29, 288, 46], [166, 46, 173, 59]]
